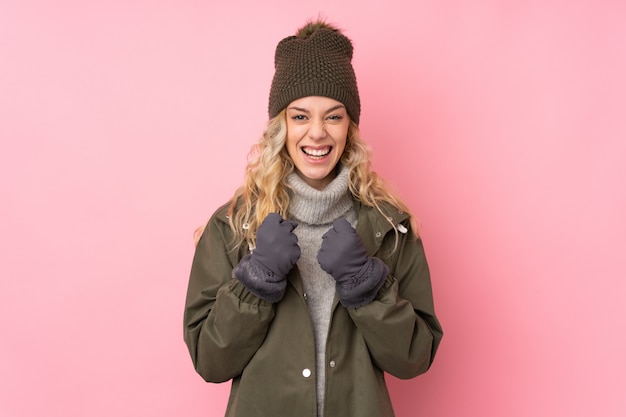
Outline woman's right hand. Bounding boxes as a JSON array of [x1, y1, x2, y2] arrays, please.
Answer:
[[233, 213, 300, 302], [252, 213, 301, 277]]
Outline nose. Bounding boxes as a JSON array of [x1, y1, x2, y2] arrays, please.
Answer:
[[307, 120, 327, 141]]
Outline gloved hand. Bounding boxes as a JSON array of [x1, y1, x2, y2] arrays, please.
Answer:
[[233, 213, 300, 303], [317, 218, 388, 308]]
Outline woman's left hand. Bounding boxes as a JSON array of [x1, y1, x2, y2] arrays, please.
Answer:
[[317, 218, 388, 308]]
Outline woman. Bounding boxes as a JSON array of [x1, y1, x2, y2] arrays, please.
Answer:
[[184, 19, 443, 417]]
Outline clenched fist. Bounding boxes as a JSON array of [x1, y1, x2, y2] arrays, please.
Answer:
[[317, 218, 388, 308]]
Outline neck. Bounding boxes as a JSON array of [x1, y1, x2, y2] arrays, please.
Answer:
[[287, 164, 353, 225]]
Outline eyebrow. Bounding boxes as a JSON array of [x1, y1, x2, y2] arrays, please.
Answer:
[[287, 104, 346, 114]]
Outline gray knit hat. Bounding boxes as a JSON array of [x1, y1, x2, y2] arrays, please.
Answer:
[[268, 21, 361, 124]]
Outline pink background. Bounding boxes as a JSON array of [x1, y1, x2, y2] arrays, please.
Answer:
[[2, 1, 625, 416]]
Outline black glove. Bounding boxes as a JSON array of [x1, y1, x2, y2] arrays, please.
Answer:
[[233, 213, 300, 303], [317, 218, 388, 308]]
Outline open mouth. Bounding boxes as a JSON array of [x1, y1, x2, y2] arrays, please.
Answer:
[[302, 146, 332, 159]]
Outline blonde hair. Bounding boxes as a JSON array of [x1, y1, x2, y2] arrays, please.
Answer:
[[225, 110, 414, 250]]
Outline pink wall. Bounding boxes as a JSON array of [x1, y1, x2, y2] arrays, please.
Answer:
[[2, 1, 625, 416]]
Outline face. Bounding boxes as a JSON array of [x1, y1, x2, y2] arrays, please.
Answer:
[[285, 96, 350, 190]]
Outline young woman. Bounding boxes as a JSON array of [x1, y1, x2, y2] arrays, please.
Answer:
[[184, 20, 443, 417]]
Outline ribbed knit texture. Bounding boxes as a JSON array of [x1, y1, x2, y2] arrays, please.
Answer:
[[269, 26, 361, 124], [287, 165, 356, 417]]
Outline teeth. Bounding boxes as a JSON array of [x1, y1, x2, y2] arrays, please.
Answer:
[[303, 147, 331, 157]]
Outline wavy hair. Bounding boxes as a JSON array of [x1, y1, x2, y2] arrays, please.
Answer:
[[219, 110, 414, 251]]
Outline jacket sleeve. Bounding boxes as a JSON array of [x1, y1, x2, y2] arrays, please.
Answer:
[[347, 226, 443, 379], [183, 212, 275, 383]]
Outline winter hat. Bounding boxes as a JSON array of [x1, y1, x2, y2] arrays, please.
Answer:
[[268, 20, 361, 124]]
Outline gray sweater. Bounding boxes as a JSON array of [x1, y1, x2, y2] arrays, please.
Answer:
[[286, 166, 356, 417]]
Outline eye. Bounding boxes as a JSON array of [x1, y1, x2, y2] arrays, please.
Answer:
[[291, 114, 307, 121], [327, 114, 343, 121]]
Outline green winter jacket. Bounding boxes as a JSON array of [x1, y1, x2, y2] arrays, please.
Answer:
[[183, 199, 443, 417]]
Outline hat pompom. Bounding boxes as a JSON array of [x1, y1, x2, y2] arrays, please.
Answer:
[[296, 19, 341, 38]]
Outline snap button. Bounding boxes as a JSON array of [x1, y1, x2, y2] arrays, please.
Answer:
[[329, 360, 336, 368], [242, 223, 250, 230], [375, 232, 381, 238], [302, 368, 311, 378]]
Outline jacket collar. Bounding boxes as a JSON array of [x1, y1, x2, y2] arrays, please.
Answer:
[[354, 199, 410, 255]]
